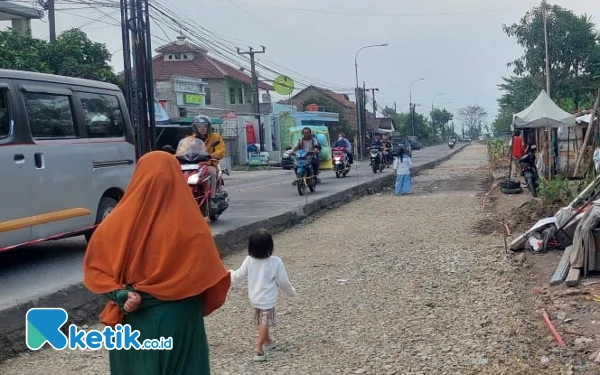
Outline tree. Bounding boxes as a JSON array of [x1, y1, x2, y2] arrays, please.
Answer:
[[0, 28, 51, 72], [0, 28, 119, 85], [430, 108, 453, 140], [458, 105, 488, 139], [491, 109, 513, 137], [500, 3, 600, 111]]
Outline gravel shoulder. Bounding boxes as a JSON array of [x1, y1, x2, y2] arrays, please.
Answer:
[[1, 144, 567, 374]]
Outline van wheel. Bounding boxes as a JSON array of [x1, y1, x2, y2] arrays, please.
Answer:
[[85, 197, 118, 243]]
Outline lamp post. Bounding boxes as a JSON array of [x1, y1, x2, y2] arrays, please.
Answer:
[[354, 43, 388, 158], [409, 77, 425, 136], [431, 92, 443, 112]]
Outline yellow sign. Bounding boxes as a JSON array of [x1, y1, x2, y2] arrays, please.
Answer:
[[184, 93, 204, 105]]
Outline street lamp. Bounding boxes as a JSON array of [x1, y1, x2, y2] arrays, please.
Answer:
[[354, 43, 388, 158], [409, 77, 425, 136], [431, 92, 443, 112]]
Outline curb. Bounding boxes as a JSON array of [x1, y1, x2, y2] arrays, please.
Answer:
[[0, 144, 468, 361]]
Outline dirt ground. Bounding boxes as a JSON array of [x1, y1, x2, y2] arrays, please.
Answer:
[[0, 144, 588, 374], [481, 159, 600, 374]]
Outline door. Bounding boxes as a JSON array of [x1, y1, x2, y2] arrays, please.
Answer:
[[22, 88, 93, 239], [0, 84, 33, 249]]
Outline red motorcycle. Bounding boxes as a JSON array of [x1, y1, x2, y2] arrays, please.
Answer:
[[332, 146, 350, 178], [163, 140, 230, 221]]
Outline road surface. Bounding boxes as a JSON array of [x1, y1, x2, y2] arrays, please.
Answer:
[[0, 144, 459, 310]]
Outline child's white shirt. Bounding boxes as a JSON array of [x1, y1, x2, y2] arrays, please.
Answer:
[[230, 255, 296, 309], [393, 156, 412, 175]]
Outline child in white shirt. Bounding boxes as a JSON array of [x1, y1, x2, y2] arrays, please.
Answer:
[[230, 228, 297, 362]]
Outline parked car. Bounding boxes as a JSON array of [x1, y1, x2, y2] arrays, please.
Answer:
[[0, 69, 136, 252], [281, 147, 294, 170], [407, 136, 422, 150], [390, 135, 412, 157]]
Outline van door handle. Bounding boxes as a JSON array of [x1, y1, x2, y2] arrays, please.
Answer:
[[34, 153, 45, 169], [14, 154, 25, 164]]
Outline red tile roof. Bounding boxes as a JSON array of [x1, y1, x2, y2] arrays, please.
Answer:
[[152, 40, 272, 90], [284, 86, 356, 109]]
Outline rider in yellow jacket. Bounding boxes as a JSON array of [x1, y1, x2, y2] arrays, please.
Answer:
[[189, 115, 225, 211]]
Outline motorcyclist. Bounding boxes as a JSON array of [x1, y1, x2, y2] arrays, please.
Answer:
[[291, 127, 322, 184], [332, 132, 353, 164], [382, 134, 393, 164], [188, 115, 225, 211], [371, 135, 383, 148]]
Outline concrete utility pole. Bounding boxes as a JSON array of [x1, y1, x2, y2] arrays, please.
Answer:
[[38, 0, 56, 43], [237, 46, 266, 151], [409, 78, 425, 136], [366, 88, 379, 116]]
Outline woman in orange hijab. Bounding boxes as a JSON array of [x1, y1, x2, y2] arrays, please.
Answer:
[[82, 151, 230, 375]]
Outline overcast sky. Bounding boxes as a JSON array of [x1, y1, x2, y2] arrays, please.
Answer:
[[4, 0, 600, 123]]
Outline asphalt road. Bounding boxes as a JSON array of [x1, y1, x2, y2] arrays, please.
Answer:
[[0, 143, 459, 310]]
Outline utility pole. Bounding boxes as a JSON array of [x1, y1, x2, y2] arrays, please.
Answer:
[[119, 0, 155, 157], [237, 46, 266, 151], [366, 88, 379, 116], [48, 0, 56, 43], [394, 102, 397, 115], [362, 81, 368, 153], [411, 103, 415, 136], [542, 0, 550, 96], [39, 0, 56, 42]]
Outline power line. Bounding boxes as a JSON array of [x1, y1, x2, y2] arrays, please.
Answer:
[[234, 2, 527, 18]]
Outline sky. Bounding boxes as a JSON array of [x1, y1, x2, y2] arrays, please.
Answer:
[[3, 0, 600, 124]]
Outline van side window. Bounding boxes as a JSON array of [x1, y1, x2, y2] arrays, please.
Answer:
[[24, 93, 76, 138], [80, 93, 125, 138], [0, 91, 9, 138]]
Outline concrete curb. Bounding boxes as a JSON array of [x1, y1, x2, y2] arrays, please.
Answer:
[[0, 144, 468, 361]]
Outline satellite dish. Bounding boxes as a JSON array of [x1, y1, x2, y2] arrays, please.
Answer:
[[273, 75, 294, 95]]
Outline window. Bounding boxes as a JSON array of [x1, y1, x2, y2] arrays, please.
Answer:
[[24, 92, 76, 138], [0, 91, 10, 139], [228, 86, 237, 105], [205, 87, 211, 105], [80, 93, 125, 138], [237, 87, 243, 104], [244, 86, 253, 104], [179, 107, 187, 117]]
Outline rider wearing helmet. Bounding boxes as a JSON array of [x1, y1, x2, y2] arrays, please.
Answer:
[[189, 115, 225, 211]]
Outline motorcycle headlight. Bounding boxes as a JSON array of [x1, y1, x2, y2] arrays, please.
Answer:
[[187, 173, 199, 185]]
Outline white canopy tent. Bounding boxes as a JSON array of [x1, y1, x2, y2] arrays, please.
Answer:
[[513, 90, 576, 129]]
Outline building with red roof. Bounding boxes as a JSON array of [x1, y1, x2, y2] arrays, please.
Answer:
[[152, 35, 273, 120]]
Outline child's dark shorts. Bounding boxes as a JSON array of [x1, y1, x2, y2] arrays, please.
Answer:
[[254, 308, 276, 327]]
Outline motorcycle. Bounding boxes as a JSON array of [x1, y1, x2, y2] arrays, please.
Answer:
[[519, 148, 538, 197], [292, 149, 318, 196], [448, 140, 455, 149], [163, 140, 230, 221], [370, 146, 384, 173], [332, 146, 350, 178]]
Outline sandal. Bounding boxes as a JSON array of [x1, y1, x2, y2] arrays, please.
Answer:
[[264, 342, 277, 351], [253, 352, 267, 362]]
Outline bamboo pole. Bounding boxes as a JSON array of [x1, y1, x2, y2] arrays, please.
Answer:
[[573, 91, 600, 177]]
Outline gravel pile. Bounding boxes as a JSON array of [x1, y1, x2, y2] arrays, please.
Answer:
[[1, 145, 567, 374]]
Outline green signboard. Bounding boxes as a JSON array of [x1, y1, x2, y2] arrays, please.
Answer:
[[184, 93, 204, 105]]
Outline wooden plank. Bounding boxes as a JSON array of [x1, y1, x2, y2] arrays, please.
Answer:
[[566, 267, 581, 287], [550, 246, 573, 285]]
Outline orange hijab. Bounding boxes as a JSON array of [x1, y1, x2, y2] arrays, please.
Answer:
[[82, 151, 230, 327]]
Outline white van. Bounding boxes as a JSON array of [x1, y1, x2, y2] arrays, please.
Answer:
[[0, 70, 136, 252]]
